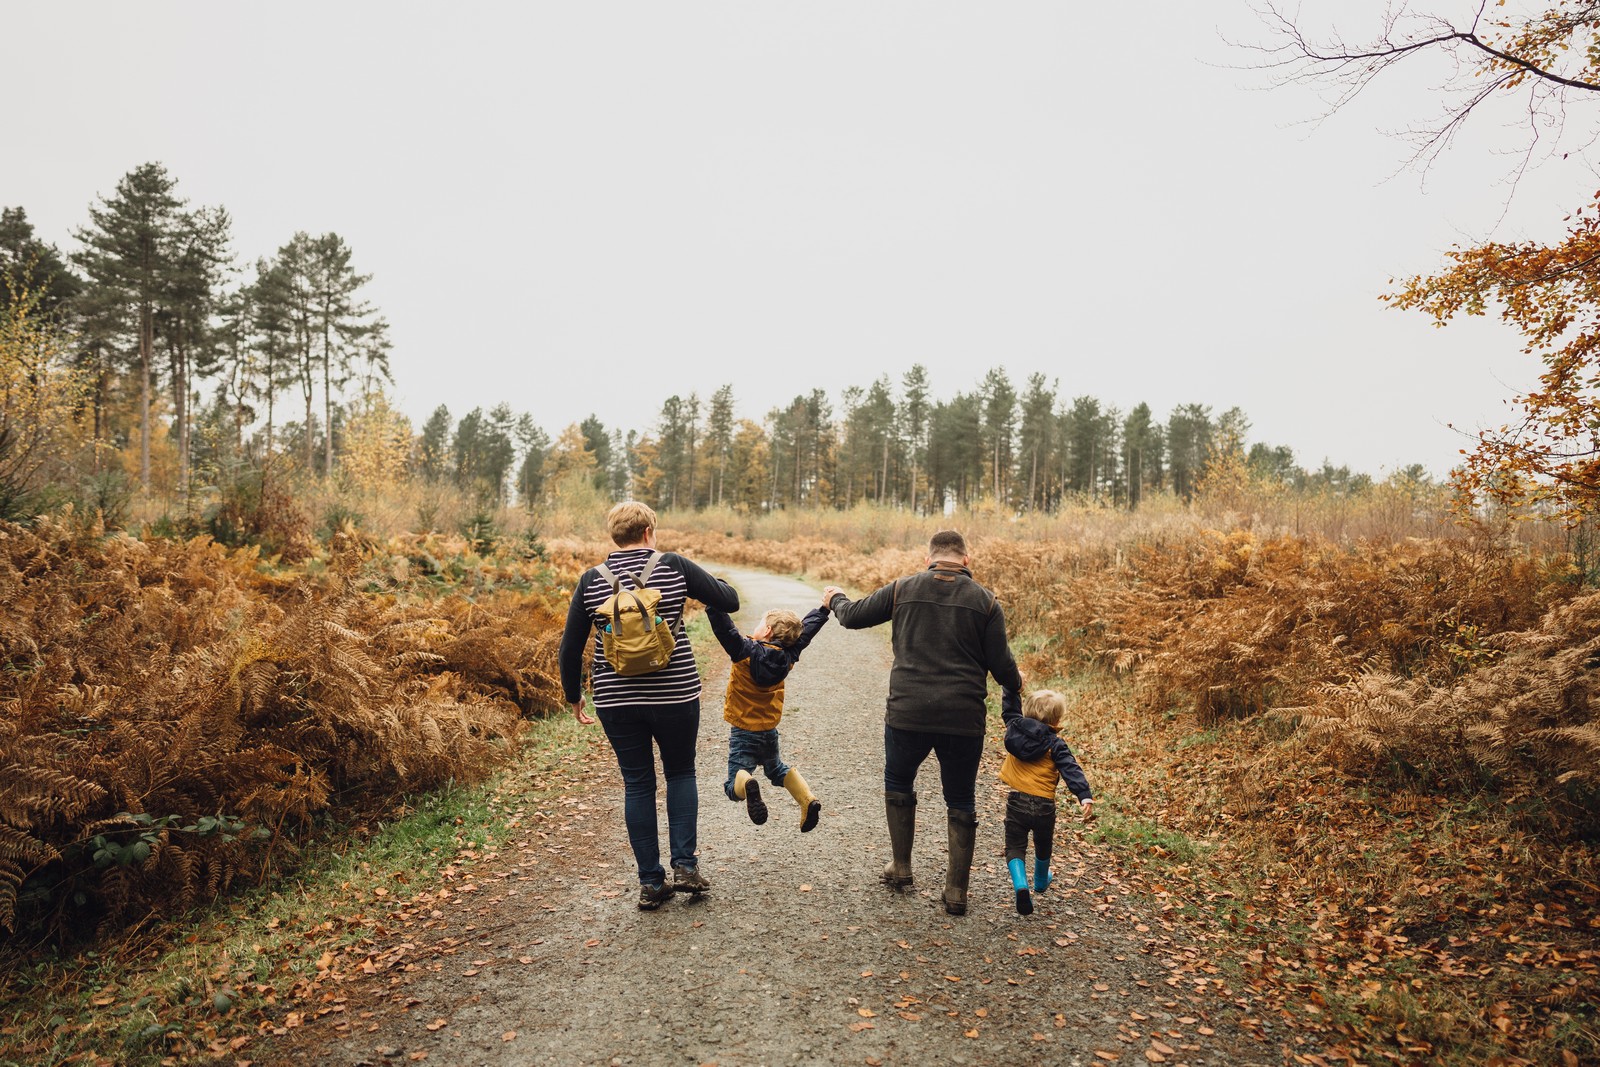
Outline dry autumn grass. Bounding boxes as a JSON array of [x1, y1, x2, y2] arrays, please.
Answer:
[[662, 504, 1600, 1066], [0, 515, 577, 945]]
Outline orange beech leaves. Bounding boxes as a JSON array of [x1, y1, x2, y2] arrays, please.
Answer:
[[1389, 193, 1600, 518]]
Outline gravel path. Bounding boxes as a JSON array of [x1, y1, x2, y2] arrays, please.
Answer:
[[273, 566, 1280, 1066]]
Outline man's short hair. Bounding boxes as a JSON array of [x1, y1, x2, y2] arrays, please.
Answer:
[[607, 501, 658, 547], [928, 530, 968, 559], [763, 609, 803, 648]]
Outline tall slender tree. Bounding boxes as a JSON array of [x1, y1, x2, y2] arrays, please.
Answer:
[[1017, 372, 1058, 511], [705, 384, 735, 506], [157, 204, 232, 487], [73, 162, 186, 487], [900, 364, 931, 513]]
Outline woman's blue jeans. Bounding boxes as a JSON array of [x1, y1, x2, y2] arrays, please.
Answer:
[[883, 724, 984, 813], [597, 699, 700, 886]]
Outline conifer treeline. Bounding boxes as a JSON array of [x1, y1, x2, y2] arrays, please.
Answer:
[[2, 162, 390, 512], [4, 162, 1420, 522], [423, 371, 1411, 516]]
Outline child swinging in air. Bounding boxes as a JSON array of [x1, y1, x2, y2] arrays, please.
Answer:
[[706, 602, 830, 832], [999, 687, 1093, 915]]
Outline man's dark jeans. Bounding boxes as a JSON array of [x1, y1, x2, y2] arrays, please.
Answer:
[[597, 699, 700, 885], [1003, 789, 1057, 864], [883, 724, 984, 813]]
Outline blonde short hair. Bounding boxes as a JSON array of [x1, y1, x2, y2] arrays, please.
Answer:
[[763, 609, 803, 648], [606, 501, 658, 547], [1023, 689, 1066, 728]]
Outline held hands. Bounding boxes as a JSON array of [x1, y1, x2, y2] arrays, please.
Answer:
[[571, 699, 596, 726], [822, 585, 844, 606]]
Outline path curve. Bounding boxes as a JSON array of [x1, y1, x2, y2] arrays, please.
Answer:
[[273, 565, 1277, 1066]]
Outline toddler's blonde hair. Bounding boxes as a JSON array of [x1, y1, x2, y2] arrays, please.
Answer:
[[763, 609, 803, 647], [1023, 689, 1067, 728]]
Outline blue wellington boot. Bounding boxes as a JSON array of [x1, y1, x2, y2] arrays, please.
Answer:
[[1034, 858, 1053, 894], [1008, 857, 1032, 915]]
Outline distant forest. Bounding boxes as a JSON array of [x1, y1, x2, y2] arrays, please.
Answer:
[[3, 162, 1425, 521]]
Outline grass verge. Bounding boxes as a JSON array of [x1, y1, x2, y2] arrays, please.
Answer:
[[0, 711, 598, 1066]]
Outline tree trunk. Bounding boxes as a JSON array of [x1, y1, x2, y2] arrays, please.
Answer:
[[322, 315, 333, 478], [139, 305, 152, 487]]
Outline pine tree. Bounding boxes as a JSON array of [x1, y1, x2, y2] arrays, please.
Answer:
[[1, 207, 83, 321], [706, 384, 735, 507], [156, 205, 232, 488], [899, 364, 931, 513], [417, 405, 452, 481], [979, 367, 1017, 504], [1017, 373, 1058, 511], [73, 163, 186, 487]]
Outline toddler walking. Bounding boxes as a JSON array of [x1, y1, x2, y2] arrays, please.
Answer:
[[999, 687, 1093, 915], [706, 603, 830, 831]]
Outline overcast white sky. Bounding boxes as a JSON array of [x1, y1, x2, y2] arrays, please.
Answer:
[[10, 2, 1594, 478]]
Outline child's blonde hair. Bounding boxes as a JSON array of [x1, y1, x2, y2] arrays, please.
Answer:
[[1023, 689, 1066, 728], [763, 609, 803, 647]]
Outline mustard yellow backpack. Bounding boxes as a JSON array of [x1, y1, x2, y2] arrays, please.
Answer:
[[593, 552, 680, 676]]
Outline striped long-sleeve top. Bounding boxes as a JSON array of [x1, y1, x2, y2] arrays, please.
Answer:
[[558, 548, 739, 709]]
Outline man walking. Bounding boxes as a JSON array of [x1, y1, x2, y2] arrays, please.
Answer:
[[823, 530, 1023, 916]]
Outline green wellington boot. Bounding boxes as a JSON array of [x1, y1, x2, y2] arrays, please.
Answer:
[[881, 790, 916, 887], [941, 808, 978, 916]]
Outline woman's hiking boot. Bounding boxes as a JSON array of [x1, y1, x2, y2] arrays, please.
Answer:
[[733, 769, 768, 825], [672, 864, 710, 895], [783, 768, 821, 832], [941, 808, 978, 916], [638, 882, 672, 910], [1008, 856, 1033, 916], [881, 790, 916, 888]]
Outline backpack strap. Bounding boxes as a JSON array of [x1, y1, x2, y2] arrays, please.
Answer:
[[594, 553, 683, 637]]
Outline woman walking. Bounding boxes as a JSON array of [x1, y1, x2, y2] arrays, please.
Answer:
[[558, 502, 739, 909]]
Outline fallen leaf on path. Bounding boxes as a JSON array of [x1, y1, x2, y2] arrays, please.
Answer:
[[1094, 1052, 1120, 1062], [1144, 1050, 1166, 1063], [583, 939, 601, 947], [848, 1021, 875, 1032], [426, 1018, 447, 1031], [1151, 1040, 1175, 1055], [974, 1008, 988, 1018], [502, 1031, 516, 1042], [857, 1008, 876, 1018], [964, 1029, 979, 1038]]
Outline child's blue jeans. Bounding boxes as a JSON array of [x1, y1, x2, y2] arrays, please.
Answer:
[[724, 725, 791, 800]]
